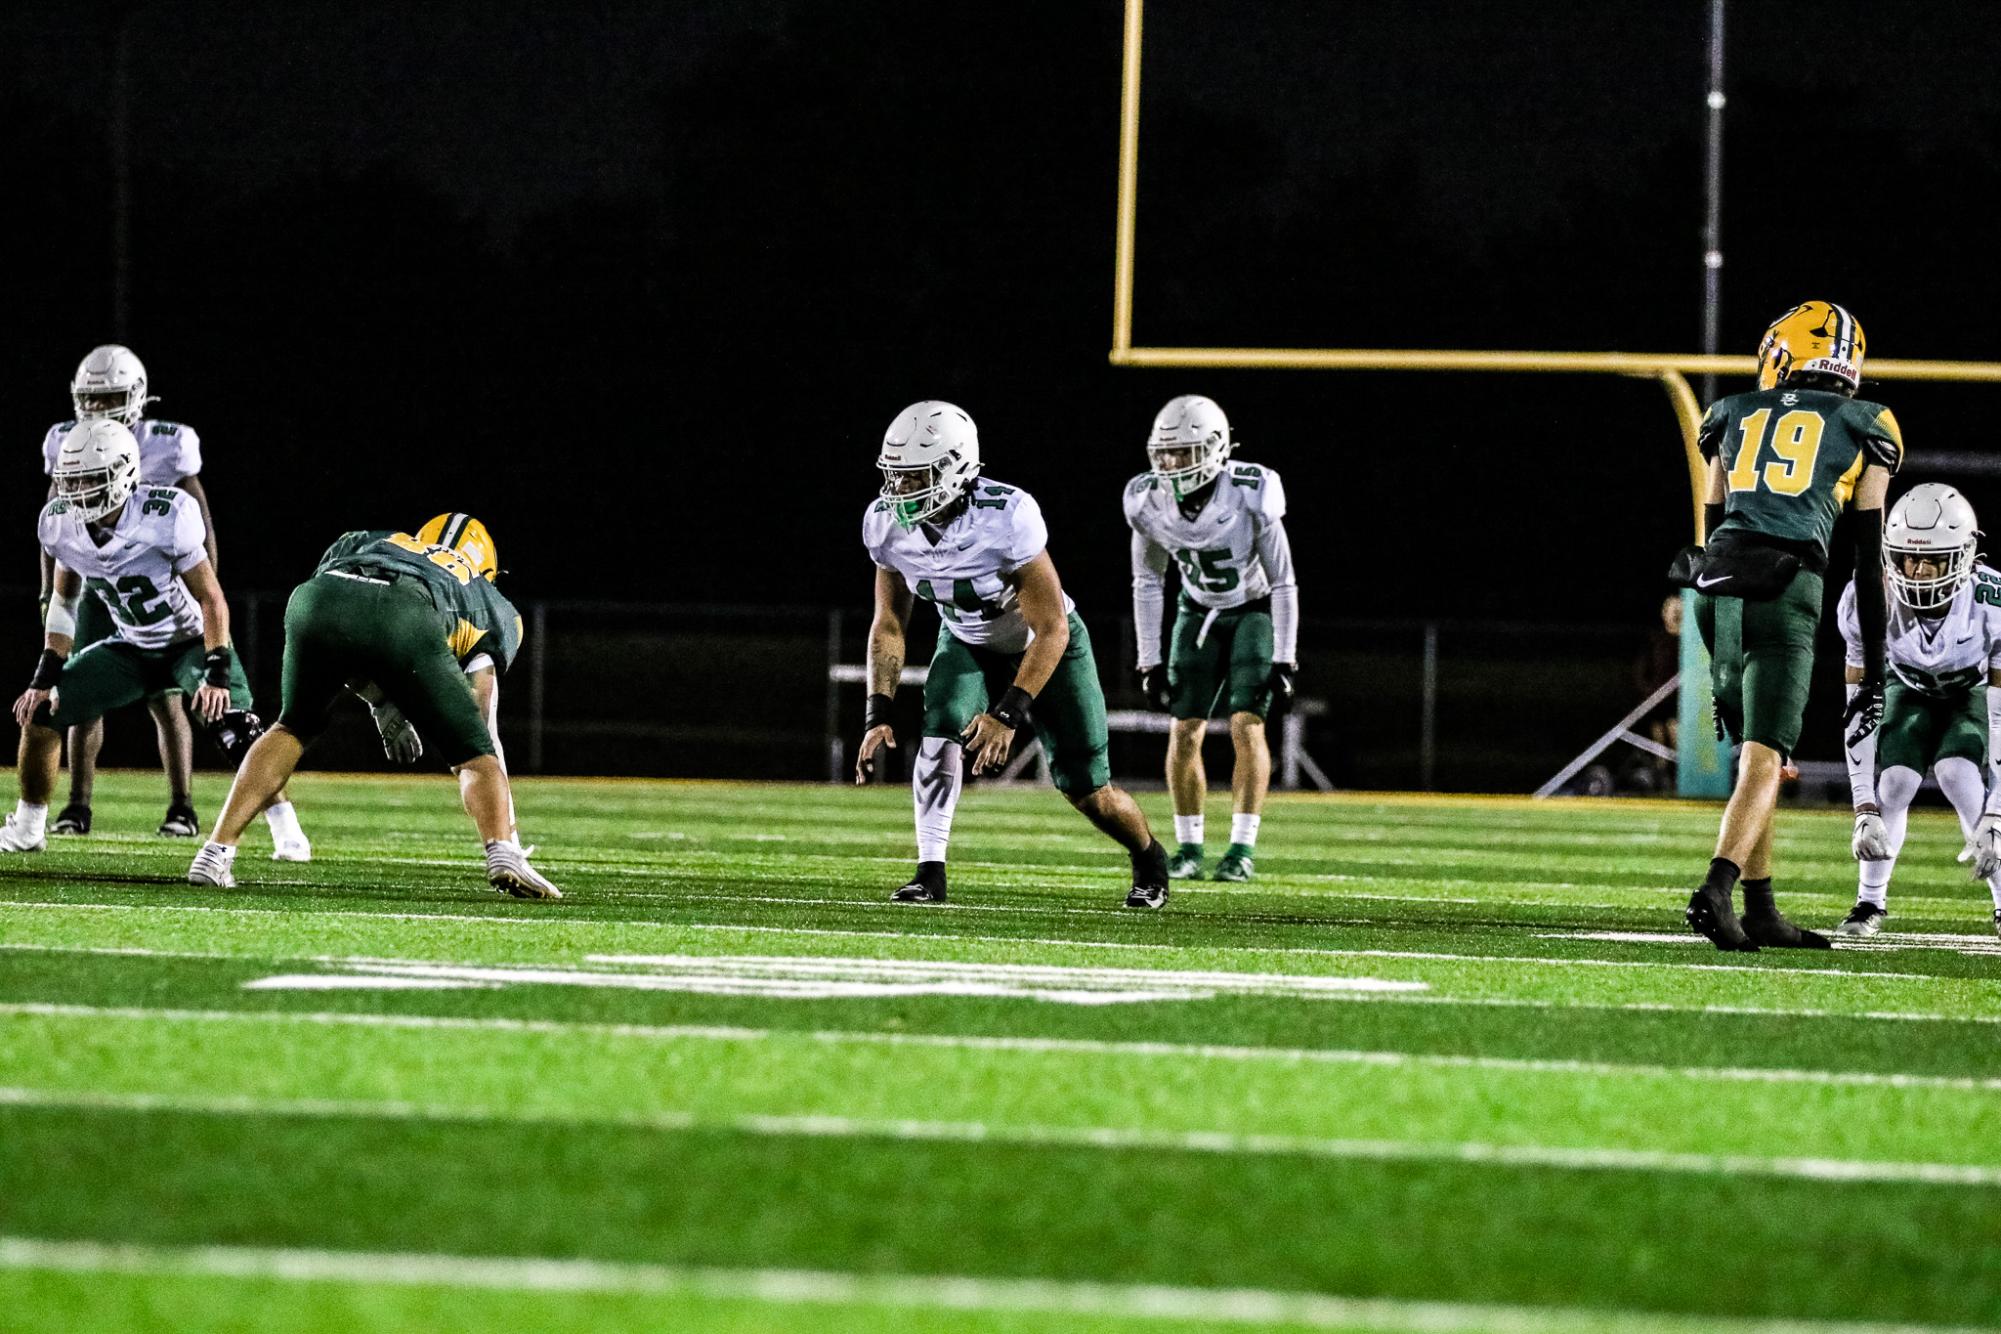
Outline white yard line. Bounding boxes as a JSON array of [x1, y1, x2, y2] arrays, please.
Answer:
[[0, 902, 1965, 982], [3, 1001, 1997, 1092], [0, 1084, 1996, 1188], [0, 1237, 1977, 1333]]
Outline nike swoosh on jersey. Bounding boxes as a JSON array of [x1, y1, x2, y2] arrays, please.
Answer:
[[1695, 573, 1732, 588]]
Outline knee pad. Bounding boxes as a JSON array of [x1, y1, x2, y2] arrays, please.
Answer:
[[1878, 764, 1923, 811], [208, 710, 266, 768]]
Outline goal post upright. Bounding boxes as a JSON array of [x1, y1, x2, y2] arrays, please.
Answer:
[[1108, 0, 2001, 796]]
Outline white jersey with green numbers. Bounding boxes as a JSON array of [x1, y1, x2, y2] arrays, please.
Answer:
[[41, 418, 202, 484], [1838, 564, 2001, 698], [1123, 462, 1289, 610], [38, 486, 210, 651], [862, 478, 1073, 655]]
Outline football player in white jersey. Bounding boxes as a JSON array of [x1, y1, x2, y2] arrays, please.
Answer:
[[1126, 395, 1299, 882], [37, 345, 218, 838], [856, 401, 1172, 907], [1836, 483, 2001, 939], [0, 422, 306, 857]]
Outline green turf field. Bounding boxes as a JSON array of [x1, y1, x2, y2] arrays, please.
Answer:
[[3, 771, 1999, 1332]]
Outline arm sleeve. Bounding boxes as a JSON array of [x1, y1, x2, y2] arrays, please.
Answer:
[[1130, 529, 1169, 668], [1836, 581, 1864, 669], [1844, 683, 1879, 810], [173, 424, 203, 478], [1856, 405, 1904, 474], [1851, 509, 1887, 684], [1695, 401, 1730, 462], [169, 496, 210, 574], [1003, 493, 1049, 569], [1256, 517, 1299, 663], [1986, 690, 2001, 816]]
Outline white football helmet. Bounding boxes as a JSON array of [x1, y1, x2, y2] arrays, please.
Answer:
[[1147, 394, 1232, 499], [53, 420, 141, 521], [70, 344, 152, 425], [878, 401, 982, 528], [1884, 483, 1980, 611]]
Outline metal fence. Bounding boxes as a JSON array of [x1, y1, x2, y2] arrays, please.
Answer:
[[20, 590, 1656, 792]]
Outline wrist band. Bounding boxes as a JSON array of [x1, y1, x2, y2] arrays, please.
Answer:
[[29, 649, 63, 691], [864, 692, 895, 731], [203, 648, 233, 689], [989, 686, 1034, 731]]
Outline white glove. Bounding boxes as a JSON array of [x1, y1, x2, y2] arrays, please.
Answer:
[[1851, 810, 1891, 861], [371, 701, 424, 764], [1968, 812, 2001, 881]]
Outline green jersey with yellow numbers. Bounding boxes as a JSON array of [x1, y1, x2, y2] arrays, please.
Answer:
[[314, 530, 523, 671], [1698, 387, 1903, 562]]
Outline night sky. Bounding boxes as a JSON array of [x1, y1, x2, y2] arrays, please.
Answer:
[[7, 0, 2001, 637]]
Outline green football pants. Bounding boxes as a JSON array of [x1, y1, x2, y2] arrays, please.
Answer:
[[1695, 569, 1823, 760], [922, 611, 1112, 796]]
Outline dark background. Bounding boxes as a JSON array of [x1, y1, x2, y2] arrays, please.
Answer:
[[5, 2, 2000, 785]]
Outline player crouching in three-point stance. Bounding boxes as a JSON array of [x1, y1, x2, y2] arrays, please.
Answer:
[[188, 514, 559, 900], [1, 422, 307, 856], [1126, 395, 1298, 881], [856, 401, 1172, 908], [1837, 484, 2001, 940], [1675, 301, 1901, 951]]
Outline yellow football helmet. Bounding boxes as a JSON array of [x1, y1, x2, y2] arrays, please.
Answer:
[[416, 512, 498, 581], [1756, 301, 1865, 392]]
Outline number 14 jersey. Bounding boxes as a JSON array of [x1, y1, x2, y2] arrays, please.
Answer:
[[863, 480, 1073, 655]]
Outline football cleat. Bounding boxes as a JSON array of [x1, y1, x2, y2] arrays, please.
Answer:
[[1741, 903, 1832, 950], [187, 842, 236, 887], [271, 835, 313, 863], [1992, 909, 2001, 942], [1166, 846, 1204, 879], [1214, 851, 1256, 883], [485, 841, 562, 900], [50, 804, 92, 836], [0, 814, 47, 854], [158, 802, 200, 838], [1685, 883, 1757, 952], [1836, 901, 1887, 938], [891, 862, 948, 903], [1124, 883, 1169, 910]]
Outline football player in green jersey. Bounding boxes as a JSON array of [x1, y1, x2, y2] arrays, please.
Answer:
[[1677, 301, 1901, 951], [187, 513, 560, 900]]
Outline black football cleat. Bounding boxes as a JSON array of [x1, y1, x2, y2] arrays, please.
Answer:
[[1685, 883, 1758, 952], [158, 802, 200, 838], [1742, 904, 1832, 950], [1835, 901, 1887, 938], [1125, 838, 1170, 910], [1124, 883, 1168, 910], [891, 861, 947, 904], [51, 803, 92, 836]]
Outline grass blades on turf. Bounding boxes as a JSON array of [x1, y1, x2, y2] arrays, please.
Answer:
[[3, 770, 2000, 1332]]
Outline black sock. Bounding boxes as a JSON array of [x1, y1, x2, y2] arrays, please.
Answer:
[[1131, 838, 1166, 879], [1702, 856, 1741, 897], [1741, 877, 1774, 914], [910, 860, 947, 889]]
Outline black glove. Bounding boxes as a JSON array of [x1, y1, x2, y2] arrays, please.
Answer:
[[1267, 661, 1298, 711], [1137, 665, 1171, 711], [1844, 679, 1884, 748]]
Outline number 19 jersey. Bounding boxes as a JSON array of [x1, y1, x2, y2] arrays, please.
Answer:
[[1699, 387, 1902, 562], [863, 480, 1074, 654], [39, 487, 209, 650]]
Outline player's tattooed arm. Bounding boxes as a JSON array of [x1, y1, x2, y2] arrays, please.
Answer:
[[857, 568, 914, 783], [178, 475, 219, 575]]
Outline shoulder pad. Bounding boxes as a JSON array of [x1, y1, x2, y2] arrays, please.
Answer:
[[1226, 463, 1267, 487], [40, 498, 71, 520], [142, 420, 183, 436]]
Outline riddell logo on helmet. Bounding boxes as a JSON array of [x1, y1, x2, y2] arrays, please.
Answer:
[[1802, 358, 1858, 379]]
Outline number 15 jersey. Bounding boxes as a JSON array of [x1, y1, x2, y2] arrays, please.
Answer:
[[863, 480, 1073, 655]]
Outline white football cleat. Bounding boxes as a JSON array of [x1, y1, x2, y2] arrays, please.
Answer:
[[188, 841, 237, 887], [271, 835, 312, 863], [485, 840, 562, 900], [0, 814, 47, 853]]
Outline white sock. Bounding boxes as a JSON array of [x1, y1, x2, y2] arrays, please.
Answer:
[[913, 737, 963, 864], [1173, 815, 1204, 848], [1861, 766, 1922, 907], [1230, 813, 1261, 848], [264, 801, 304, 843], [13, 800, 46, 832]]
